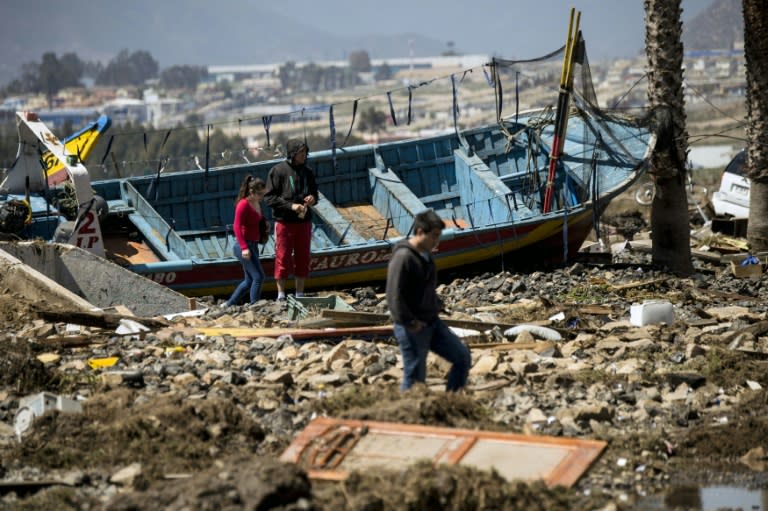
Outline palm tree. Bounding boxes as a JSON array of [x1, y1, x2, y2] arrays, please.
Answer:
[[644, 0, 694, 273], [743, 0, 768, 251]]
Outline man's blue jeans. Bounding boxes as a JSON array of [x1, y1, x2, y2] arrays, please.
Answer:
[[227, 241, 265, 305], [394, 318, 471, 392]]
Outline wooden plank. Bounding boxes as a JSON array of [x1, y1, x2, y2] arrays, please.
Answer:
[[467, 341, 555, 353], [196, 325, 394, 340], [691, 286, 758, 302], [320, 309, 522, 332], [37, 336, 101, 348], [610, 278, 666, 291], [575, 305, 615, 315], [32, 308, 169, 329], [629, 239, 722, 263]]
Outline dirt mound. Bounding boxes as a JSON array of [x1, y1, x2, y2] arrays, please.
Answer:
[[310, 383, 497, 430], [107, 455, 312, 511], [8, 389, 265, 483], [314, 461, 585, 511], [0, 294, 37, 332], [0, 340, 57, 394]]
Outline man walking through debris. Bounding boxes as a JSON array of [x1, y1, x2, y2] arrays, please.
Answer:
[[386, 209, 471, 391]]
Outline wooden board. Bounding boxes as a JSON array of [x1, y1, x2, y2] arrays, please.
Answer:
[[196, 325, 394, 340], [280, 417, 606, 488]]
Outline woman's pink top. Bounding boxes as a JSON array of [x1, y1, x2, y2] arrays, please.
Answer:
[[233, 199, 262, 250]]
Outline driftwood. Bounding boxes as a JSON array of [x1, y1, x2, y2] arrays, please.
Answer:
[[31, 307, 169, 330], [320, 309, 523, 332], [196, 325, 394, 340]]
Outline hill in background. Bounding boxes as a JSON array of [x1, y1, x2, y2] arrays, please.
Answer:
[[683, 0, 743, 51], [0, 0, 743, 88], [0, 0, 445, 86]]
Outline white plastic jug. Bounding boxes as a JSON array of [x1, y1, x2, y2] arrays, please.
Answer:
[[630, 300, 674, 326]]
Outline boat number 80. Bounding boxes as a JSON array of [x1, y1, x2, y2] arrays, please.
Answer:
[[151, 272, 177, 284]]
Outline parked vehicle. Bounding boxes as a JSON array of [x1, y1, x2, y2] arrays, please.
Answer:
[[711, 149, 748, 218]]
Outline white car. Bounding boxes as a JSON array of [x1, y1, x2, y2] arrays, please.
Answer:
[[711, 149, 749, 218]]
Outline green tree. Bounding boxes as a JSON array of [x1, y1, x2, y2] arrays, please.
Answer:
[[348, 50, 371, 72], [2, 52, 84, 106], [278, 61, 297, 92], [441, 41, 458, 57], [374, 62, 393, 82], [96, 50, 159, 86], [644, 0, 693, 273], [159, 65, 208, 89], [300, 63, 323, 92], [358, 106, 388, 133]]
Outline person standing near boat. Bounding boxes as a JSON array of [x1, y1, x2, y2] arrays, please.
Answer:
[[386, 209, 471, 392], [226, 175, 268, 306], [264, 138, 318, 301]]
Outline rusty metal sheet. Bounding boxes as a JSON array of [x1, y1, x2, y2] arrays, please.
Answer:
[[280, 417, 606, 488]]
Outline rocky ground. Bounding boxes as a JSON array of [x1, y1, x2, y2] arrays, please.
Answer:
[[2, 187, 768, 511]]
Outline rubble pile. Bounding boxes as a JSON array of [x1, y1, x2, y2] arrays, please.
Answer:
[[1, 245, 768, 510]]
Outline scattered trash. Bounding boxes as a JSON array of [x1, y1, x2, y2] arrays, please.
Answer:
[[449, 327, 483, 338], [740, 446, 767, 471], [14, 392, 83, 438], [746, 380, 762, 391], [630, 300, 674, 326], [731, 255, 762, 280], [502, 324, 562, 341], [116, 319, 150, 335], [36, 353, 60, 364], [88, 357, 119, 369], [287, 294, 354, 321]]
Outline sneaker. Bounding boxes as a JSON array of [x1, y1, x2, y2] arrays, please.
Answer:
[[276, 295, 287, 302]]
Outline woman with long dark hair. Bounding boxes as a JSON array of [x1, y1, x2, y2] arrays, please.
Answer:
[[226, 175, 268, 306]]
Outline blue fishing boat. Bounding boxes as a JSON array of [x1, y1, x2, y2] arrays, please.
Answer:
[[88, 105, 654, 297]]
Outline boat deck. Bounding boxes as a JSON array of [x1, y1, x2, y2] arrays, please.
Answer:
[[104, 235, 161, 265], [336, 204, 401, 241]]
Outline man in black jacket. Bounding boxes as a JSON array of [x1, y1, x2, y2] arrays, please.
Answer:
[[385, 209, 471, 391], [264, 139, 318, 300]]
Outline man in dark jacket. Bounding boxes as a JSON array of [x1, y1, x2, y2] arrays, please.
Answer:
[[264, 139, 319, 300], [386, 209, 471, 391]]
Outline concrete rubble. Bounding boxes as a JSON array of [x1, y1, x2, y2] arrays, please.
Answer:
[[1, 237, 768, 509]]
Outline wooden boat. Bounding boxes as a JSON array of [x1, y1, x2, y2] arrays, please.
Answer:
[[86, 105, 654, 297]]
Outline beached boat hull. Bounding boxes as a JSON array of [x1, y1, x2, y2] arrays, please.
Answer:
[[89, 108, 654, 298]]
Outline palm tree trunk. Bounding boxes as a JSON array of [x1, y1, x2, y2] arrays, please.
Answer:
[[743, 0, 768, 250], [644, 0, 693, 274]]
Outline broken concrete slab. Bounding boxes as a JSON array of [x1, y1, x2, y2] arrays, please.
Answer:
[[0, 241, 191, 317], [0, 244, 94, 312]]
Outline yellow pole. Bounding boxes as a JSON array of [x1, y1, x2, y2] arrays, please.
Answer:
[[559, 8, 576, 88], [563, 10, 581, 88]]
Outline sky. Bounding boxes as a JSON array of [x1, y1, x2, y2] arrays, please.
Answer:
[[0, 0, 719, 83], [264, 0, 713, 61]]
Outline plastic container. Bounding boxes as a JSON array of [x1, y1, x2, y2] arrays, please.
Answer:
[[287, 294, 354, 320], [630, 300, 674, 326]]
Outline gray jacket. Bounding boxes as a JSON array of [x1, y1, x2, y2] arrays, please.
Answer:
[[385, 240, 442, 325]]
